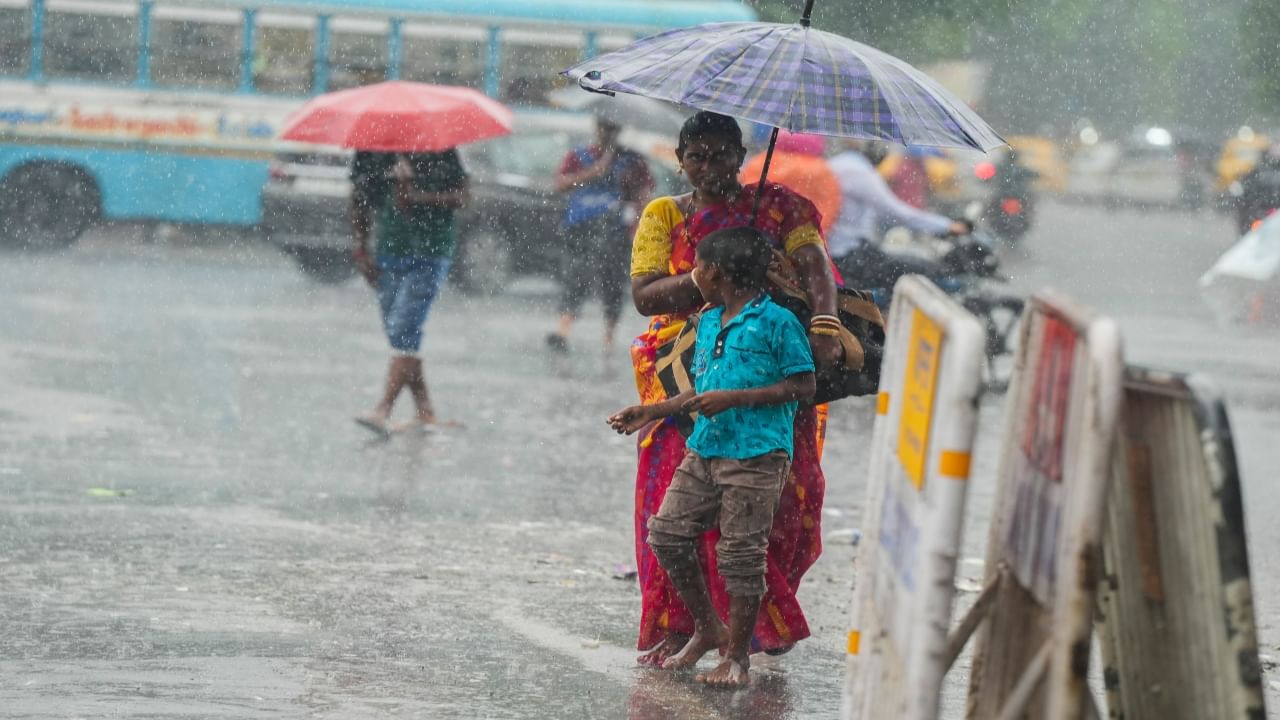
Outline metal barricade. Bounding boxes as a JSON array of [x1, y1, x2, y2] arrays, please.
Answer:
[[957, 290, 1124, 720], [1094, 368, 1266, 719], [842, 276, 987, 720]]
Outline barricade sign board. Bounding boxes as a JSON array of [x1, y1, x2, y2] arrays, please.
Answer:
[[964, 290, 1123, 720], [1095, 368, 1266, 719], [842, 276, 987, 720]]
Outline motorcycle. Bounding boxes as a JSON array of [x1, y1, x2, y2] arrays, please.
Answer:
[[972, 156, 1038, 245], [838, 230, 1025, 389], [1227, 179, 1280, 236]]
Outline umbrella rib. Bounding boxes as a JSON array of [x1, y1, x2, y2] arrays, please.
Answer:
[[562, 22, 1002, 152], [655, 26, 765, 109], [736, 25, 802, 130], [600, 27, 764, 112]]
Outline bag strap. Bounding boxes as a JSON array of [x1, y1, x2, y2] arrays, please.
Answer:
[[765, 249, 884, 373], [765, 249, 810, 305], [838, 290, 885, 327], [654, 312, 700, 387]]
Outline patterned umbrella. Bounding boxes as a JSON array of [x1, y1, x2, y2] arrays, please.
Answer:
[[561, 4, 1003, 153]]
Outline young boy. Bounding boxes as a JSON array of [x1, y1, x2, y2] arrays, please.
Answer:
[[608, 226, 816, 687]]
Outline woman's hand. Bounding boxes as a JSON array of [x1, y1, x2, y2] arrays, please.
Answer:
[[631, 272, 704, 316], [608, 405, 653, 434], [353, 246, 378, 289], [682, 391, 739, 418], [389, 157, 415, 182], [808, 333, 844, 371], [790, 243, 841, 370]]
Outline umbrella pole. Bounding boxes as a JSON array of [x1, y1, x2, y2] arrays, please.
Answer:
[[749, 0, 815, 226], [750, 126, 780, 228], [800, 0, 816, 26]]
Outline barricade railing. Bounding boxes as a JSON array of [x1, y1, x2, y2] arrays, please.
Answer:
[[1094, 367, 1266, 719], [842, 275, 987, 720], [953, 290, 1123, 720]]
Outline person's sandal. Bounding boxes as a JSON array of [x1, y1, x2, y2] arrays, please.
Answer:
[[545, 333, 569, 353], [354, 415, 392, 438]]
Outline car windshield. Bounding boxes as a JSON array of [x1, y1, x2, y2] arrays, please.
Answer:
[[462, 129, 680, 195], [464, 132, 578, 178]]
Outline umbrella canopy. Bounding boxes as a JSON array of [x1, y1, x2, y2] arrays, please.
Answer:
[[546, 87, 687, 136], [1199, 215, 1280, 326], [562, 22, 1004, 152], [280, 81, 514, 152]]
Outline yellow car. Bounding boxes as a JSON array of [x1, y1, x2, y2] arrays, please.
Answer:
[[1004, 135, 1068, 194], [876, 136, 1068, 204], [876, 147, 966, 203], [1216, 133, 1270, 193]]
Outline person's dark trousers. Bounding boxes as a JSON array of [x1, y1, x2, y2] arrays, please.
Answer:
[[558, 213, 628, 325]]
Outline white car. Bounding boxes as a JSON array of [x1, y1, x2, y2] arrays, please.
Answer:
[[1067, 129, 1212, 210]]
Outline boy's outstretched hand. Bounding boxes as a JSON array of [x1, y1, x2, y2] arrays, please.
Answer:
[[682, 390, 738, 418], [608, 405, 652, 435]]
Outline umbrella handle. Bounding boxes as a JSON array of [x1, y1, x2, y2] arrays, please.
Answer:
[[800, 0, 816, 27], [751, 127, 781, 228]]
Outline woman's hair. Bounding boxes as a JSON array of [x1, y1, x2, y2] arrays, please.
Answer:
[[696, 226, 772, 289], [677, 111, 744, 158]]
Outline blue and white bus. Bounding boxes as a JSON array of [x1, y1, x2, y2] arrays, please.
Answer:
[[0, 0, 754, 248]]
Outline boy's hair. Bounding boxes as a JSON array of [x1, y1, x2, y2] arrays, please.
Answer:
[[696, 227, 773, 289]]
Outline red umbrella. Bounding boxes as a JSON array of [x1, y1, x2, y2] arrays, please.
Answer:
[[279, 81, 514, 152]]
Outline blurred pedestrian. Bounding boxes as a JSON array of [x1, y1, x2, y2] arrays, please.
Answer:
[[627, 111, 839, 666], [609, 226, 816, 687], [350, 150, 469, 436], [739, 130, 841, 235], [547, 115, 654, 354]]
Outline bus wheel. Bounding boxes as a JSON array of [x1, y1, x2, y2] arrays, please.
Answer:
[[0, 164, 101, 251], [285, 245, 357, 285]]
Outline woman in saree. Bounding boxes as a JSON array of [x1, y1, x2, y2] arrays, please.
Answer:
[[629, 111, 844, 664]]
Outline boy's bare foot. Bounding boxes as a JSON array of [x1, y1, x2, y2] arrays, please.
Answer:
[[636, 634, 689, 667], [661, 626, 729, 670], [696, 656, 751, 687]]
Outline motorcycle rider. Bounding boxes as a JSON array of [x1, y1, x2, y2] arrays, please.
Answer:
[[982, 147, 1038, 242], [1235, 143, 1280, 235], [827, 139, 969, 289]]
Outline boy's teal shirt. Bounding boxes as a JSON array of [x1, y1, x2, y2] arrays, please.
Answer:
[[686, 294, 815, 460]]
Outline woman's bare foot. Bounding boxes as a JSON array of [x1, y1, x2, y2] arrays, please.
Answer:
[[661, 626, 729, 670], [636, 634, 689, 667], [696, 656, 751, 687]]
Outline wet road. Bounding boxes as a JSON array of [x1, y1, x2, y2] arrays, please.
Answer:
[[1, 201, 1277, 718]]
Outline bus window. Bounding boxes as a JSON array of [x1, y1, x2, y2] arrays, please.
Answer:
[[150, 6, 240, 90], [327, 16, 387, 91], [44, 0, 136, 84], [0, 3, 30, 77], [500, 29, 581, 105], [253, 12, 314, 95], [401, 23, 483, 89]]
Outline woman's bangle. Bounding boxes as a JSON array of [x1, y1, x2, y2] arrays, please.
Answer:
[[809, 319, 843, 330], [808, 327, 841, 337], [809, 313, 840, 326]]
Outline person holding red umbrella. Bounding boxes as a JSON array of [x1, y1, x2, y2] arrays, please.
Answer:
[[280, 81, 512, 435], [351, 149, 469, 436]]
